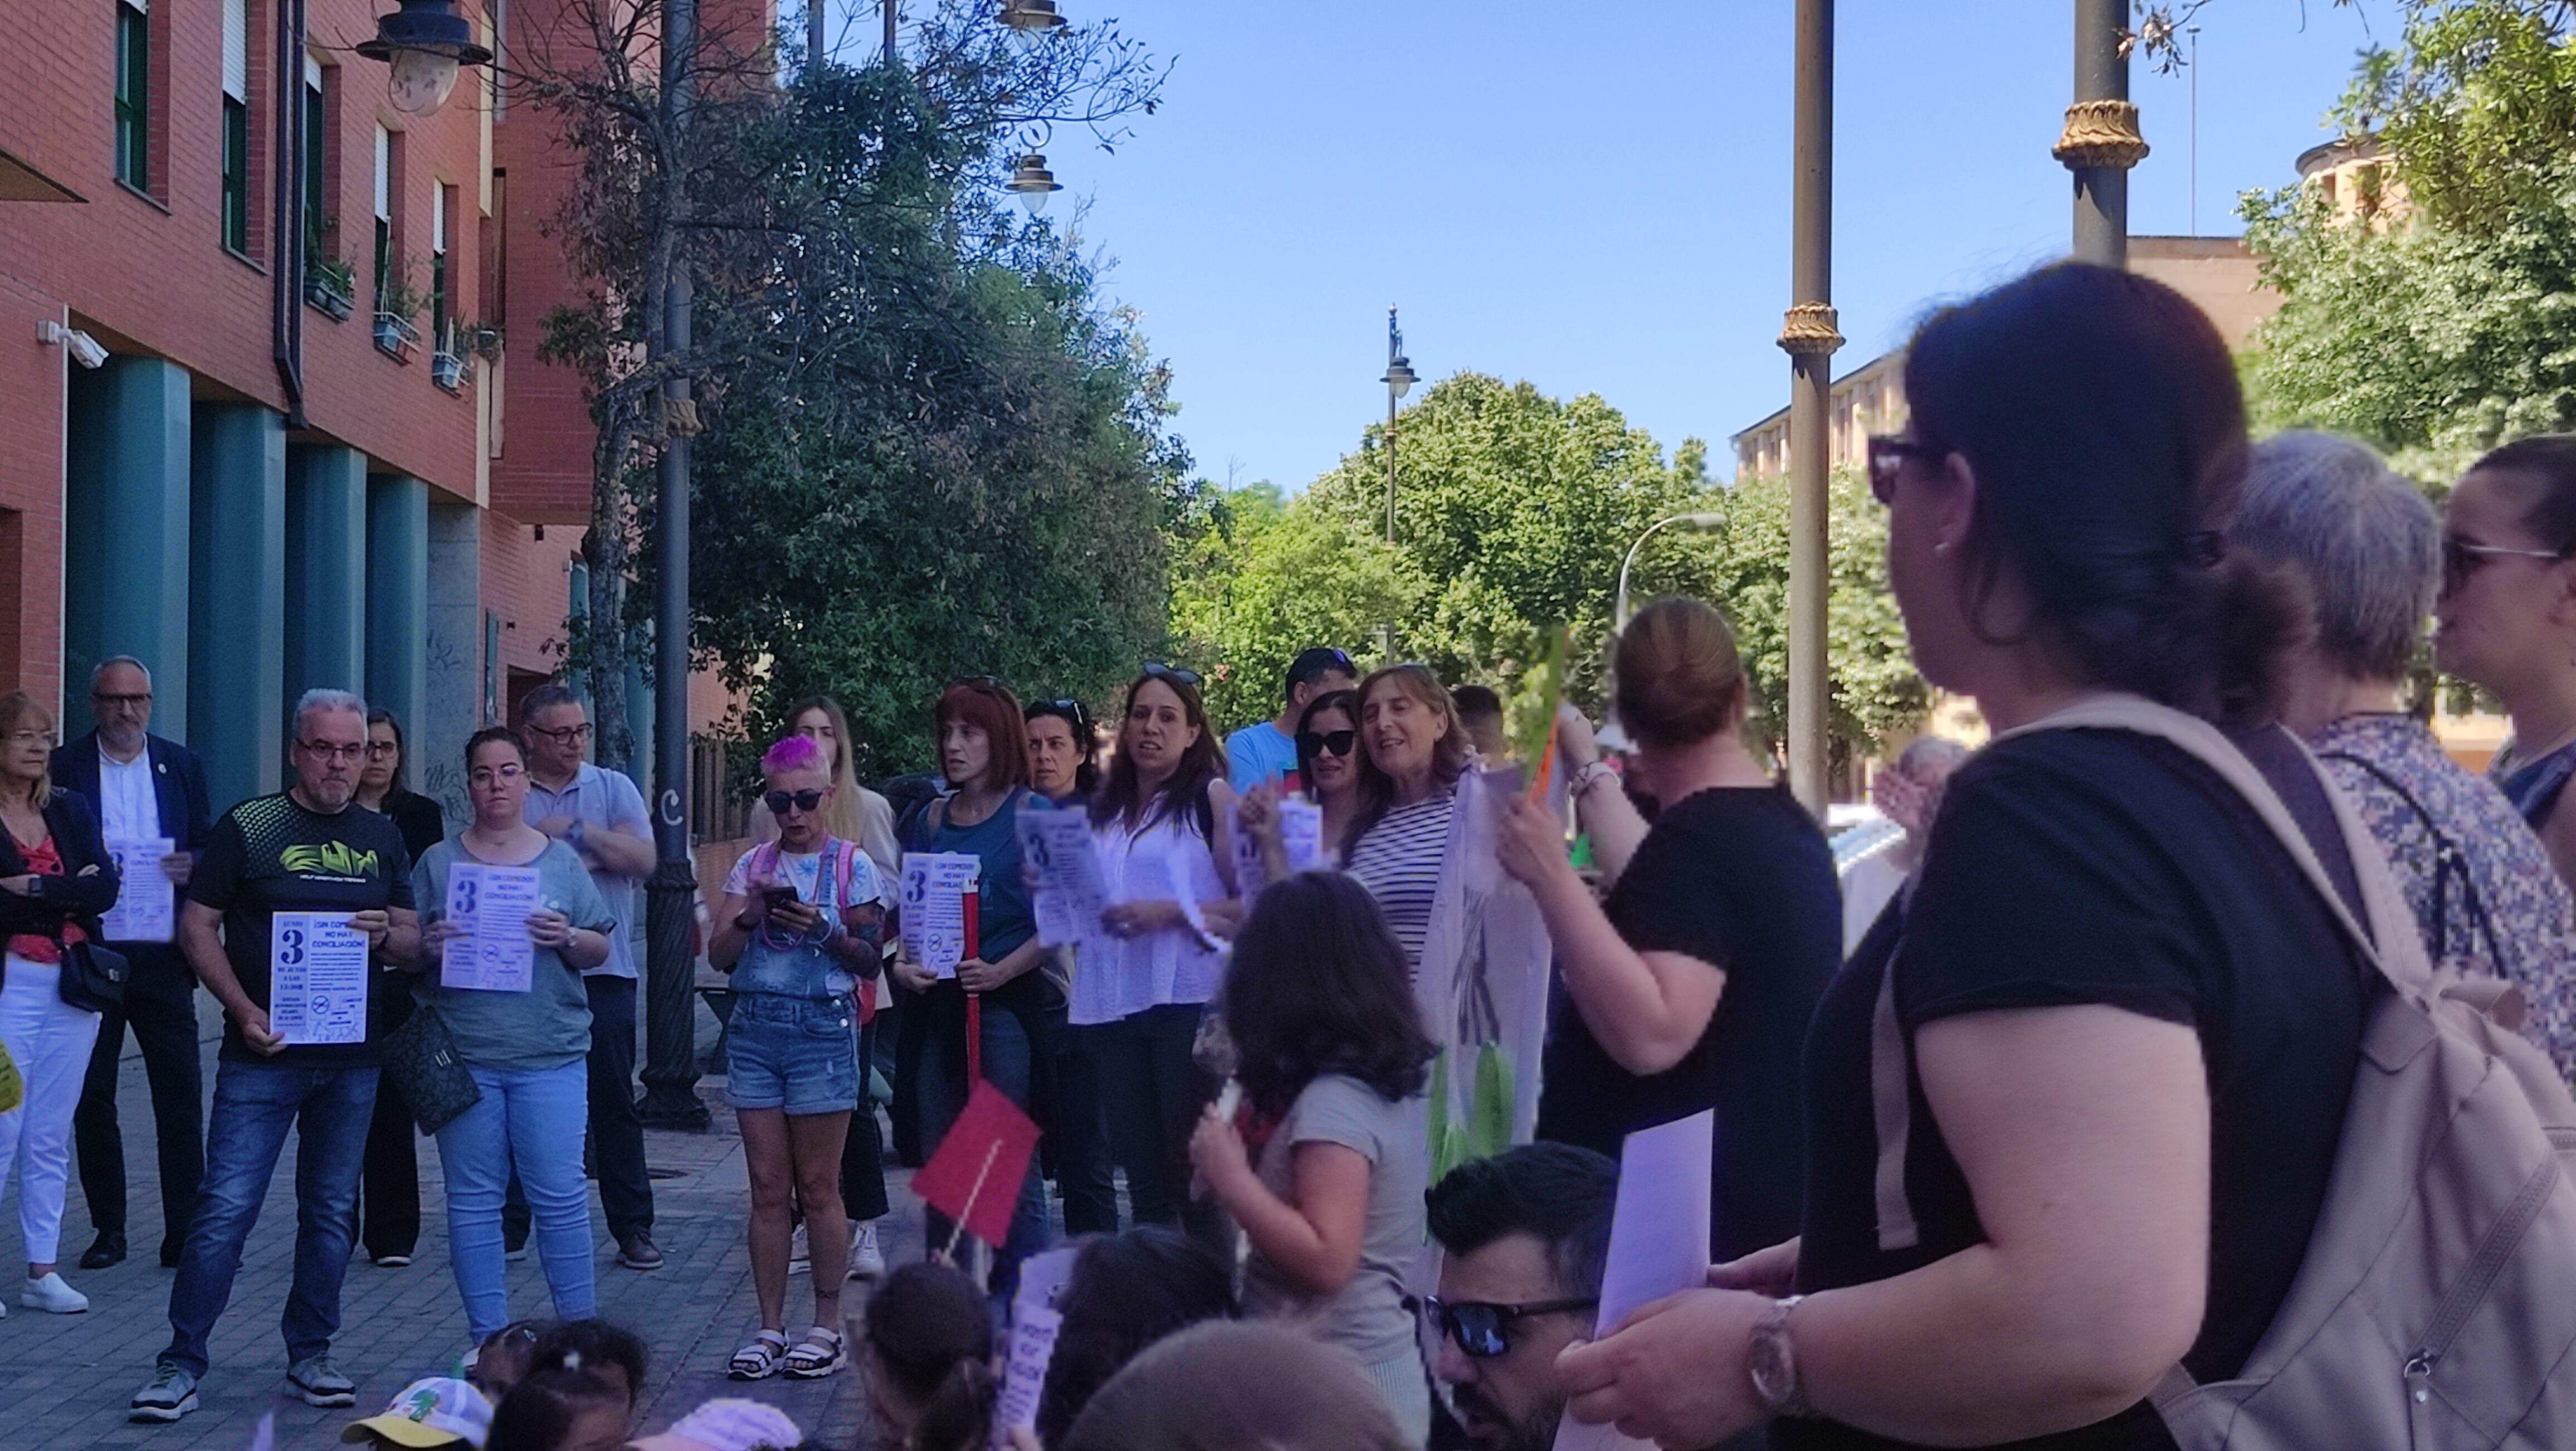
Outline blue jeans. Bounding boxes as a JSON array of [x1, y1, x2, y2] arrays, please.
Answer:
[[164, 1060, 378, 1377], [435, 1060, 596, 1341], [916, 992, 1051, 1304]]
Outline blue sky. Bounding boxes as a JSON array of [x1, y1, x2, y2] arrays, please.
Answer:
[[851, 2, 2386, 490]]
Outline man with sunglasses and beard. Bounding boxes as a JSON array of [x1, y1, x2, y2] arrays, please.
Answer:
[[506, 685, 665, 1271], [1419, 1142, 1617, 1451]]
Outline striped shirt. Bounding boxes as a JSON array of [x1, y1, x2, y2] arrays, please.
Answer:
[[1345, 788, 1455, 977]]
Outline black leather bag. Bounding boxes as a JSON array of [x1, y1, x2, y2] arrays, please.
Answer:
[[378, 1007, 481, 1136], [57, 939, 128, 1014]]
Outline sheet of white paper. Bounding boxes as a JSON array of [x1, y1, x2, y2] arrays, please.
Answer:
[[1277, 796, 1325, 874], [440, 863, 542, 992], [899, 852, 980, 979], [1596, 1108, 1714, 1333], [989, 1247, 1081, 1446], [99, 836, 175, 943], [268, 912, 370, 1045], [1550, 1109, 1714, 1451], [1019, 810, 1105, 948]]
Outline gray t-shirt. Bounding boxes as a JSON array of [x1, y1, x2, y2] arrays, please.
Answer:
[[522, 763, 651, 979], [411, 838, 617, 1072], [1242, 1073, 1429, 1367]]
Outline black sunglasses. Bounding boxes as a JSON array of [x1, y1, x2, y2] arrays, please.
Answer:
[[1406, 1294, 1597, 1359], [1141, 662, 1202, 687], [1865, 434, 1945, 504], [764, 788, 827, 816], [1297, 729, 1358, 759]]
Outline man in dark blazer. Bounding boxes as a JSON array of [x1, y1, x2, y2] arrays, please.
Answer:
[[55, 656, 212, 1269]]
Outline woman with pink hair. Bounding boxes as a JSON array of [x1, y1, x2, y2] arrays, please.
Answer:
[[708, 733, 887, 1381]]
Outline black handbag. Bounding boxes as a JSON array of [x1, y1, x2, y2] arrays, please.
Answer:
[[57, 939, 127, 1014], [378, 1007, 482, 1136]]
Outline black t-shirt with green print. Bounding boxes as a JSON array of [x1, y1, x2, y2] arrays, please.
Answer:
[[189, 791, 415, 1067]]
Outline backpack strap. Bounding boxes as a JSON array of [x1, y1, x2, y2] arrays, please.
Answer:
[[2316, 748, 2506, 975]]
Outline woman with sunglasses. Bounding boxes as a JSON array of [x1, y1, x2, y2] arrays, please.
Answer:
[[1187, 871, 1436, 1443], [2435, 435, 2576, 890], [1026, 698, 1100, 807], [753, 695, 899, 1282], [1557, 265, 2375, 1450], [709, 733, 886, 1380], [406, 727, 619, 1354], [1292, 689, 1364, 862], [894, 680, 1054, 1301], [1079, 664, 1237, 1240]]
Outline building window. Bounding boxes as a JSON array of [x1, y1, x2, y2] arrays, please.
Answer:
[[373, 124, 394, 301], [432, 184, 450, 347], [301, 56, 326, 262], [219, 0, 248, 252], [115, 0, 149, 191]]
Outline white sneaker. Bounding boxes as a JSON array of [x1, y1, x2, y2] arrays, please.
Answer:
[[848, 1220, 885, 1279], [22, 1272, 88, 1314], [788, 1223, 811, 1275]]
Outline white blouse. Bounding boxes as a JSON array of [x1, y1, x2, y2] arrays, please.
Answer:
[[1070, 810, 1229, 1026]]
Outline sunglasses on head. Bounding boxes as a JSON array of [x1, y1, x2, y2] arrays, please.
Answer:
[[1406, 1294, 1597, 1359], [2442, 534, 2566, 596], [1865, 434, 1945, 505], [764, 788, 827, 816], [1032, 698, 1091, 731], [1141, 662, 1202, 688], [1297, 729, 1357, 759]]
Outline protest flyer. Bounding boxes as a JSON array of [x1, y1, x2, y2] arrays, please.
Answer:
[[440, 862, 543, 992], [1018, 808, 1105, 948], [900, 851, 981, 978], [269, 912, 370, 1045], [991, 1247, 1082, 1448], [99, 836, 175, 943], [1552, 1108, 1714, 1451]]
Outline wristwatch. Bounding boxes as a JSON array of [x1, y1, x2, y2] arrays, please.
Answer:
[[1747, 1294, 1814, 1419]]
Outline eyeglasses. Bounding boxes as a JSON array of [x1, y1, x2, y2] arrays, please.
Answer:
[[469, 763, 526, 787], [297, 739, 367, 762], [90, 692, 153, 710], [526, 722, 593, 746], [365, 741, 401, 759], [2442, 534, 2567, 597], [1865, 434, 1945, 505], [1297, 729, 1358, 759], [765, 788, 827, 817], [1405, 1294, 1597, 1359], [1141, 662, 1202, 687]]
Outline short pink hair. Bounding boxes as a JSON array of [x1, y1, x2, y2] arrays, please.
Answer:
[[762, 733, 828, 777]]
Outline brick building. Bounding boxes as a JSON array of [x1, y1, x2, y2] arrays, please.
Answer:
[[0, 0, 745, 830]]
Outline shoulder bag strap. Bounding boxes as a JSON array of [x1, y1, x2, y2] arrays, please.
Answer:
[[2317, 748, 2505, 972]]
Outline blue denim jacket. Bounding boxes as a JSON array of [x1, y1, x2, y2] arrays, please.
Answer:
[[729, 838, 878, 999]]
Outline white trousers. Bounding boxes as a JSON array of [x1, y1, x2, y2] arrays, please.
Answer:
[[0, 955, 103, 1265]]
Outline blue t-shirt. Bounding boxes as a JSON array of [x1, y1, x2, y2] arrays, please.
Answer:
[[522, 763, 651, 980], [1224, 720, 1300, 793]]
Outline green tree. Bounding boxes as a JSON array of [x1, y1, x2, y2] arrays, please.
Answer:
[[2240, 1, 2576, 476], [1168, 375, 1924, 762]]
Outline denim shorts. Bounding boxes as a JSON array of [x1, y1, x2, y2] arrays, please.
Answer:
[[725, 993, 860, 1117]]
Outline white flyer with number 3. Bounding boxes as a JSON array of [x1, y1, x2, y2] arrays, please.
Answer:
[[268, 913, 370, 1045], [441, 862, 543, 992]]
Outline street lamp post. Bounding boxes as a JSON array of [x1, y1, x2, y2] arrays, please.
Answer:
[[2060, 0, 2148, 266], [1615, 513, 1726, 632], [1380, 307, 1415, 547], [356, 0, 493, 116], [1780, 0, 1840, 819]]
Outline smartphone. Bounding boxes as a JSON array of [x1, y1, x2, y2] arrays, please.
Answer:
[[762, 884, 799, 913]]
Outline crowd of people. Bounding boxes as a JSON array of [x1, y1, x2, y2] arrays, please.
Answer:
[[1, 259, 2574, 1450]]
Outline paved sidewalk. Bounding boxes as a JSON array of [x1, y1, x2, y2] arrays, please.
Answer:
[[0, 996, 923, 1450]]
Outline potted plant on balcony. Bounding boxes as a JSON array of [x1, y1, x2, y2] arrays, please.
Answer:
[[374, 260, 428, 361], [306, 251, 357, 322]]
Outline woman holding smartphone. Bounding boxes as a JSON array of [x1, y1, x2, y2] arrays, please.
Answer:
[[709, 734, 885, 1381]]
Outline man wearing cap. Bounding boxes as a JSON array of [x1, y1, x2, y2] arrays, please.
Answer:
[[1223, 646, 1357, 793], [344, 1377, 493, 1449]]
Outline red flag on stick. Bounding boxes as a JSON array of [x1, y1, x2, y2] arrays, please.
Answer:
[[915, 1079, 1042, 1252]]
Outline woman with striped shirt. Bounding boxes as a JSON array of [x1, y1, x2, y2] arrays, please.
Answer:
[[1343, 665, 1470, 980]]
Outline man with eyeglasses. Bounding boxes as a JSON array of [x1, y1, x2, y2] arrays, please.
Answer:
[[51, 656, 212, 1272], [1225, 646, 1359, 793], [506, 683, 663, 1270], [134, 690, 419, 1423], [1419, 1142, 1617, 1451]]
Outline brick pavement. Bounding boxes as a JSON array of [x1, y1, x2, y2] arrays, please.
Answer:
[[0, 996, 927, 1450]]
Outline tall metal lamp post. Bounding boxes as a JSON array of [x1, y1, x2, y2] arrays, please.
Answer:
[[1779, 0, 1840, 817], [1615, 513, 1726, 632], [1380, 307, 1416, 546], [2061, 0, 2148, 266]]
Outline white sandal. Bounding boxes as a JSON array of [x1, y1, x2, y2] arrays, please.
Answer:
[[728, 1329, 787, 1381], [784, 1325, 846, 1379]]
